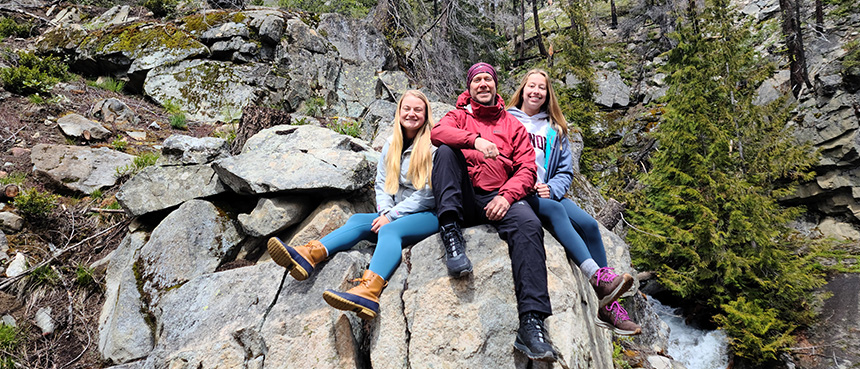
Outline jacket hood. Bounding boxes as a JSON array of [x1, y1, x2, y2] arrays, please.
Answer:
[[456, 90, 505, 121], [507, 107, 549, 125]]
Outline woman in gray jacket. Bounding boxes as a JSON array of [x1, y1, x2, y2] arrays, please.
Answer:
[[268, 90, 437, 320]]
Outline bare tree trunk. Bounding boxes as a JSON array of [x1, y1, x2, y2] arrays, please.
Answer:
[[610, 0, 618, 28], [520, 0, 526, 61], [779, 0, 812, 97], [815, 0, 824, 32], [532, 0, 548, 56]]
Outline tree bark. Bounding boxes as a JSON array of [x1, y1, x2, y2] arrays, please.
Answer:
[[532, 0, 548, 56], [596, 198, 626, 229], [2, 184, 19, 199], [610, 0, 618, 29], [232, 106, 292, 155], [779, 0, 812, 98], [520, 0, 526, 61], [815, 0, 824, 33]]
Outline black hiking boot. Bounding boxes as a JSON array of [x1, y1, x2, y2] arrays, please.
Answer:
[[439, 222, 472, 277], [514, 312, 558, 362]]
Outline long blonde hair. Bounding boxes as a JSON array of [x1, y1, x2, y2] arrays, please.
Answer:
[[507, 69, 569, 137], [384, 90, 434, 194]]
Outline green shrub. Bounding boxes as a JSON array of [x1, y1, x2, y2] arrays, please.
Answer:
[[111, 135, 128, 151], [117, 151, 160, 177], [301, 96, 326, 116], [0, 51, 69, 96], [0, 172, 25, 186], [90, 189, 104, 199], [0, 17, 32, 38], [87, 76, 126, 93], [32, 265, 59, 287], [329, 117, 361, 138], [169, 114, 187, 129], [75, 265, 96, 287], [141, 0, 178, 17], [278, 0, 376, 18], [0, 324, 18, 350], [13, 188, 59, 218]]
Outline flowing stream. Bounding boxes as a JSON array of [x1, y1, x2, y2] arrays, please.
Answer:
[[650, 298, 730, 369]]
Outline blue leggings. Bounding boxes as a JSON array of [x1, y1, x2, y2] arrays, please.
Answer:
[[319, 211, 439, 280], [526, 196, 607, 267]]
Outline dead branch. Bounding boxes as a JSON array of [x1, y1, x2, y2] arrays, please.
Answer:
[[0, 221, 125, 291], [86, 208, 126, 214], [406, 1, 453, 60], [0, 5, 53, 25]]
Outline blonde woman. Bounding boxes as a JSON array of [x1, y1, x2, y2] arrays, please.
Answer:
[[508, 69, 641, 335], [268, 90, 437, 320]]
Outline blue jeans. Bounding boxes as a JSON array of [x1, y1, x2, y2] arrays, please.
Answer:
[[526, 196, 607, 267], [320, 211, 439, 280]]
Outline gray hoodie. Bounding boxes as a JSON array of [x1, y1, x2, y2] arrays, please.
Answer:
[[374, 138, 436, 221]]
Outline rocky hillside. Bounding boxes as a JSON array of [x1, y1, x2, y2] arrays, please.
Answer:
[[1, 0, 858, 368]]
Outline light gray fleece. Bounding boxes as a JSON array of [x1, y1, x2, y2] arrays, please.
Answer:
[[374, 138, 436, 221]]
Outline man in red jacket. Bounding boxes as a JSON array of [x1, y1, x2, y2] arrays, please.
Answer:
[[431, 62, 557, 362]]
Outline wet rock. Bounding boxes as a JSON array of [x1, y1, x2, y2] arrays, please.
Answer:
[[57, 113, 111, 140]]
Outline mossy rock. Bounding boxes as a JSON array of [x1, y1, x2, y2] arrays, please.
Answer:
[[79, 23, 209, 74], [144, 59, 260, 122]]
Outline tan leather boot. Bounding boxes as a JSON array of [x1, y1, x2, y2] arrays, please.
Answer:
[[322, 269, 387, 320], [267, 237, 328, 281]]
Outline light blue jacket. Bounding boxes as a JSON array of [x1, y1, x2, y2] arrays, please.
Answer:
[[508, 107, 574, 201], [374, 138, 436, 221]]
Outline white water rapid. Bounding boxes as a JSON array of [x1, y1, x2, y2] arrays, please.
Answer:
[[650, 298, 730, 369]]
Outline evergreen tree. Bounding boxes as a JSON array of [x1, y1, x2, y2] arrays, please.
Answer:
[[626, 0, 824, 363]]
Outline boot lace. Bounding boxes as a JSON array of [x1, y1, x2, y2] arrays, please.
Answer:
[[593, 267, 618, 286], [523, 314, 548, 343], [441, 225, 464, 257], [605, 301, 631, 325]]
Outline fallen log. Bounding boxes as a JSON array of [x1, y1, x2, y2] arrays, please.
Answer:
[[2, 184, 19, 199]]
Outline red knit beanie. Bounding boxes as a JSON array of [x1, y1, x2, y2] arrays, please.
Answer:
[[467, 62, 498, 86]]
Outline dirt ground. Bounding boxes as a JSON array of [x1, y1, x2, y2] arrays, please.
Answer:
[[0, 4, 223, 367]]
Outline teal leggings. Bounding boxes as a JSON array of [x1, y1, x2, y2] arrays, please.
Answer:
[[320, 211, 439, 280], [526, 196, 608, 267]]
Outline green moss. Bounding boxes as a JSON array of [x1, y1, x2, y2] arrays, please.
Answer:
[[84, 23, 202, 60], [180, 11, 242, 35]]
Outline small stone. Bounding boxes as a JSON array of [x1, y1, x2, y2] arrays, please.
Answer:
[[0, 171, 7, 178], [0, 212, 24, 232], [44, 119, 53, 126], [149, 121, 161, 130], [5, 252, 26, 277], [1, 315, 15, 327], [35, 307, 55, 336], [127, 131, 147, 141], [32, 132, 40, 139]]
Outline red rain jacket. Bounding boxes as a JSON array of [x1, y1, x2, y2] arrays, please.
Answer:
[[431, 91, 537, 205]]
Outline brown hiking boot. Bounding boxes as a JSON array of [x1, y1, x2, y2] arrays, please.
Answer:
[[590, 267, 633, 308], [267, 237, 328, 281], [323, 269, 387, 320], [596, 301, 642, 336]]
